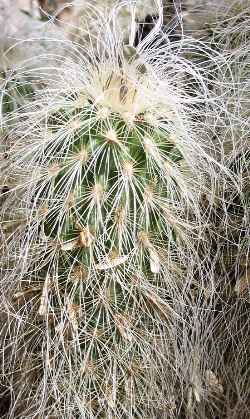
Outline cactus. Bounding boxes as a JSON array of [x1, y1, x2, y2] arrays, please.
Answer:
[[1, 71, 35, 119], [0, 2, 239, 418], [181, 3, 250, 418]]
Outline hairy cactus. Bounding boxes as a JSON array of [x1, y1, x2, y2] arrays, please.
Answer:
[[0, 2, 235, 418]]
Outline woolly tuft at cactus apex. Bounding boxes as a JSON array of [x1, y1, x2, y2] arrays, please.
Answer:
[[0, 1, 249, 418]]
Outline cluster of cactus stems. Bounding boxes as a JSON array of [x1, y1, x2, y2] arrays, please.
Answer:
[[0, 1, 249, 418]]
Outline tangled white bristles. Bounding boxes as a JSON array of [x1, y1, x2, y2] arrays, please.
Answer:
[[0, 1, 247, 418]]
